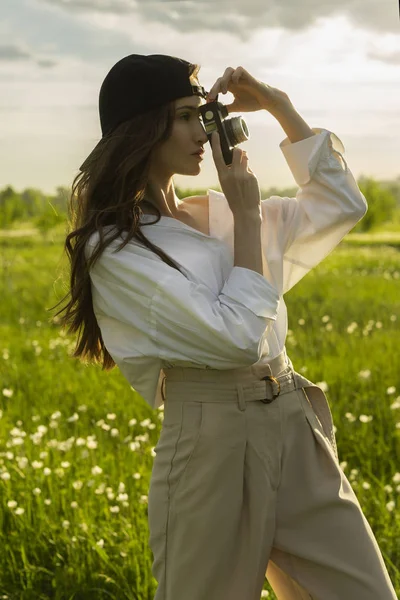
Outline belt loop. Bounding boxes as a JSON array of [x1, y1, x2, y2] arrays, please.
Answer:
[[236, 383, 246, 412]]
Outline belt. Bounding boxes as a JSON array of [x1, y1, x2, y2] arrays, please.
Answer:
[[162, 349, 339, 462], [162, 349, 298, 404]]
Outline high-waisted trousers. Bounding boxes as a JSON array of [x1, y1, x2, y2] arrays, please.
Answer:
[[147, 349, 398, 600]]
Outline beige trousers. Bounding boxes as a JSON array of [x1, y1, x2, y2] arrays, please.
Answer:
[[148, 351, 398, 600]]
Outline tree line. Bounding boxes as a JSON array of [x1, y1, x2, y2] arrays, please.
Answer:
[[1, 176, 399, 234]]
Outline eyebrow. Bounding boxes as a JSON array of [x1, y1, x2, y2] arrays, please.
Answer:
[[175, 105, 202, 112]]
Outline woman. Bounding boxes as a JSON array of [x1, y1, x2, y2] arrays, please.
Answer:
[[53, 54, 397, 599]]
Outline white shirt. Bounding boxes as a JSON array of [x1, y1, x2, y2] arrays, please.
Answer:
[[86, 128, 367, 410]]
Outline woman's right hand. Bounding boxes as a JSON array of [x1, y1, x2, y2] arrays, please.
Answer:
[[210, 130, 261, 219]]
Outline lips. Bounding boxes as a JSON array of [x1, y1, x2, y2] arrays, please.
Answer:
[[192, 149, 204, 157]]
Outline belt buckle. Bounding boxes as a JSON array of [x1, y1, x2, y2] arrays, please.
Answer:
[[261, 375, 281, 403]]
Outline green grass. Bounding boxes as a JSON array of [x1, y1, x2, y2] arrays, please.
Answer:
[[0, 230, 399, 599]]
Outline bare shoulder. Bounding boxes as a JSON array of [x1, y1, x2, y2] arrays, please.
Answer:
[[179, 194, 210, 235], [181, 194, 209, 207]]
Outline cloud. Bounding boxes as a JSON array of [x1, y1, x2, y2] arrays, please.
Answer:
[[0, 44, 32, 61], [366, 49, 400, 65], [39, 0, 398, 36], [0, 44, 58, 68]]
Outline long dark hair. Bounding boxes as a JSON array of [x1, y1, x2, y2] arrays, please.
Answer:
[[51, 63, 201, 371]]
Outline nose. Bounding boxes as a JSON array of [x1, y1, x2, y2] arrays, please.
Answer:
[[196, 119, 209, 145]]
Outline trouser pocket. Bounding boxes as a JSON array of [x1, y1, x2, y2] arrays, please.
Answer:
[[148, 401, 204, 555], [299, 386, 339, 463]]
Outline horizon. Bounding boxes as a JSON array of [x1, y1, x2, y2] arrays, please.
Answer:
[[1, 0, 399, 197]]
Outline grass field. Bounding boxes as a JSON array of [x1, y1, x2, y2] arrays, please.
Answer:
[[0, 227, 399, 599]]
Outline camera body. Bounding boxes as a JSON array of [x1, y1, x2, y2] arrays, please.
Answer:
[[199, 94, 249, 166]]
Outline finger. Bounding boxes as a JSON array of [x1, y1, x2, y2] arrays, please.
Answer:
[[210, 131, 224, 170], [208, 67, 235, 99]]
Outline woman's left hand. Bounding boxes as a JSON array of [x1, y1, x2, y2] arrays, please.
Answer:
[[206, 66, 294, 115]]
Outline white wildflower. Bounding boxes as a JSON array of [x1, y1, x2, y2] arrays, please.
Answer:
[[359, 414, 373, 423]]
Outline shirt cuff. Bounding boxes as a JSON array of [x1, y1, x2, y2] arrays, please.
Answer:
[[220, 266, 280, 320], [279, 128, 346, 187]]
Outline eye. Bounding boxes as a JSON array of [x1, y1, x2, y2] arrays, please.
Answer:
[[180, 113, 190, 120]]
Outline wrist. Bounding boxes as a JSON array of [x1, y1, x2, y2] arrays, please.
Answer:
[[269, 105, 316, 144]]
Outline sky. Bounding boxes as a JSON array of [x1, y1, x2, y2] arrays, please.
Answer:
[[0, 0, 399, 197]]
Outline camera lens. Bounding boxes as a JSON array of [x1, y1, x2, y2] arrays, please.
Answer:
[[224, 116, 249, 145]]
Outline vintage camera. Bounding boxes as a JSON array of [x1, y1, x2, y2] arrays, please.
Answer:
[[199, 93, 249, 166]]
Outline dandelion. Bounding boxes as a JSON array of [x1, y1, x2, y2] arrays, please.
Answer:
[[117, 493, 128, 502], [61, 461, 70, 469], [316, 381, 329, 393], [339, 461, 347, 471], [346, 322, 358, 334], [31, 461, 43, 469], [358, 370, 371, 380], [2, 389, 13, 398], [33, 487, 41, 496], [133, 473, 141, 480], [392, 473, 400, 484], [7, 500, 17, 509], [111, 428, 119, 437], [44, 499, 51, 505], [139, 495, 148, 504], [96, 539, 105, 548], [390, 315, 397, 322], [106, 413, 116, 420], [50, 411, 62, 420], [384, 485, 393, 494], [43, 467, 51, 476], [71, 501, 78, 509], [362, 482, 371, 490], [118, 482, 126, 492], [325, 323, 333, 331], [386, 501, 395, 512], [128, 418, 137, 427], [375, 321, 383, 329], [62, 520, 70, 529], [95, 483, 106, 495], [77, 404, 87, 412], [15, 507, 25, 515], [298, 318, 305, 326], [2, 349, 9, 360], [390, 396, 400, 409], [345, 412, 356, 422], [110, 505, 120, 513], [91, 466, 103, 476], [261, 591, 270, 598], [73, 480, 83, 490], [349, 469, 358, 480], [386, 386, 396, 395], [322, 315, 330, 323], [67, 413, 79, 423], [11, 437, 24, 447], [359, 414, 373, 423], [17, 457, 28, 469]]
